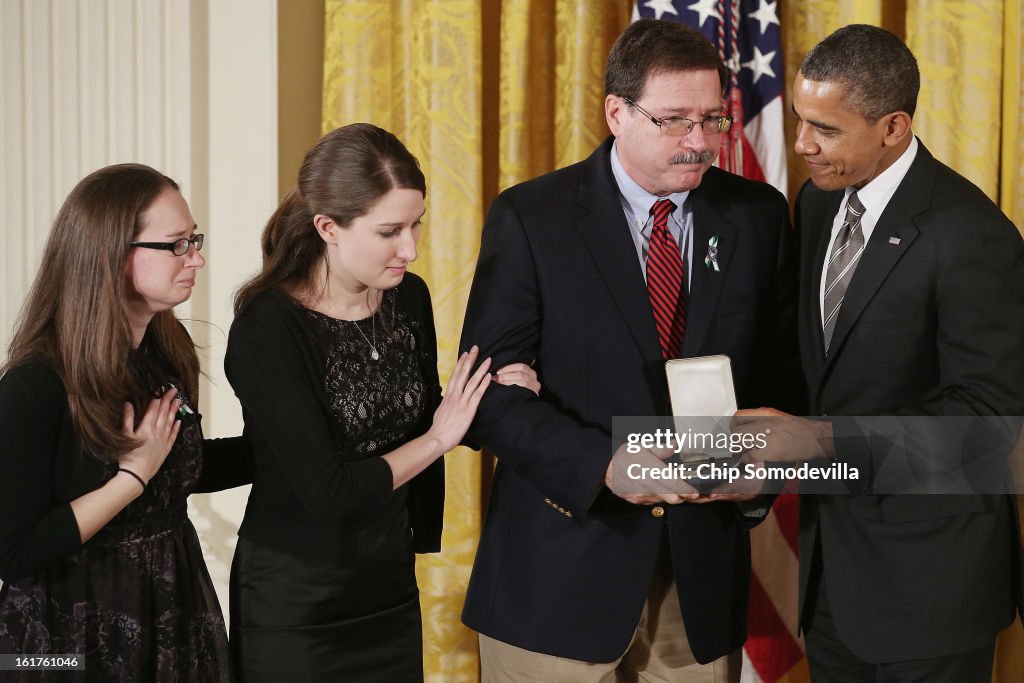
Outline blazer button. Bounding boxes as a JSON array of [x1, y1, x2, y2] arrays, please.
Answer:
[[651, 506, 665, 518]]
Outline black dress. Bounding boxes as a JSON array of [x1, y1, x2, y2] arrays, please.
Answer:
[[227, 283, 441, 683], [0, 345, 247, 682]]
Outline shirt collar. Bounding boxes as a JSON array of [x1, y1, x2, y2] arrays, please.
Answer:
[[846, 136, 919, 219], [611, 140, 690, 233]]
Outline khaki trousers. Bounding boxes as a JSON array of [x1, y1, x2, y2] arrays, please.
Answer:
[[479, 542, 741, 683]]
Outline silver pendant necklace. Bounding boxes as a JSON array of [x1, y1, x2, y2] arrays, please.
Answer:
[[349, 293, 381, 361], [350, 313, 379, 361]]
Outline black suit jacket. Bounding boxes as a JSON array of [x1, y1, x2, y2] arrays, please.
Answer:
[[795, 141, 1024, 662], [459, 138, 803, 663]]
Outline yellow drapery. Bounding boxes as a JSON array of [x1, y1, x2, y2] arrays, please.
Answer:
[[323, 1, 1022, 680], [323, 4, 489, 679], [1002, 0, 1024, 227]]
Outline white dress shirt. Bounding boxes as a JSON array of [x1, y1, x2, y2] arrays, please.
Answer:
[[819, 137, 919, 325]]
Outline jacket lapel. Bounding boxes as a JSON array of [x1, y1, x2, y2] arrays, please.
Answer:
[[683, 176, 737, 357], [809, 198, 840, 344], [820, 143, 935, 378], [800, 187, 843, 393], [576, 140, 664, 368]]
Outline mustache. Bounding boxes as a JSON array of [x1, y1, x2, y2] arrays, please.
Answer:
[[670, 150, 716, 165]]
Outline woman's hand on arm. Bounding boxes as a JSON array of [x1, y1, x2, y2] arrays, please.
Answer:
[[382, 346, 492, 488], [69, 389, 180, 543], [494, 361, 540, 395]]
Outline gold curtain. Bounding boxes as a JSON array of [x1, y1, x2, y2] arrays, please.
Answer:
[[323, 1, 1022, 680], [323, 4, 488, 680], [1002, 0, 1024, 227], [909, 1, 1003, 203], [498, 1, 631, 188]]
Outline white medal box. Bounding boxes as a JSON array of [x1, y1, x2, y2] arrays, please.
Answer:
[[665, 354, 737, 462]]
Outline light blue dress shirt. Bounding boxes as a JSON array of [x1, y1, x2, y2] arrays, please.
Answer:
[[610, 140, 694, 290]]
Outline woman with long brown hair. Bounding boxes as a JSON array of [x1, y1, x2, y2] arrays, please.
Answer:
[[225, 123, 537, 681], [0, 164, 248, 681]]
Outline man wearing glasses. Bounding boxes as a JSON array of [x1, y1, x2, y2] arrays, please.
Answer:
[[459, 18, 802, 682]]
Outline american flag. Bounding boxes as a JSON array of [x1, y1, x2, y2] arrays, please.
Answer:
[[633, 3, 802, 683], [633, 0, 787, 197]]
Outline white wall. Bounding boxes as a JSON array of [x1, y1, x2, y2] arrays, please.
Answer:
[[1, 0, 201, 342], [0, 0, 278, 619]]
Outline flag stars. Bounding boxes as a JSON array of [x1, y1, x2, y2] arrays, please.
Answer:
[[742, 45, 777, 84], [748, 0, 780, 35], [686, 0, 722, 28], [644, 0, 680, 20]]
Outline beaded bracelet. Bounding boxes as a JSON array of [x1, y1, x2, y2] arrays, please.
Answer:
[[117, 467, 147, 492]]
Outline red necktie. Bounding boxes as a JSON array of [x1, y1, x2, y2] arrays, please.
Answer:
[[646, 199, 686, 359]]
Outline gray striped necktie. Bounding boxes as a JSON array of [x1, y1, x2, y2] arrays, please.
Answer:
[[822, 192, 866, 351]]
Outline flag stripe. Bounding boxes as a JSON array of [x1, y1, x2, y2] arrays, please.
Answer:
[[769, 492, 800, 555], [750, 504, 803, 639], [745, 574, 806, 682]]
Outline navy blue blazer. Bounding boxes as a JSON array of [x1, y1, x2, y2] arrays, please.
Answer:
[[459, 138, 803, 663]]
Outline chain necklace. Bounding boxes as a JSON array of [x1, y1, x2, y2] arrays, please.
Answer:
[[350, 312, 380, 361], [348, 291, 383, 361]]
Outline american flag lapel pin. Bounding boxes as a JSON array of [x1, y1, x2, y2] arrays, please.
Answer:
[[889, 236, 902, 246]]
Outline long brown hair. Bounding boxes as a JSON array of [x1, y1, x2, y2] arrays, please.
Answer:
[[3, 163, 199, 462], [234, 123, 426, 314]]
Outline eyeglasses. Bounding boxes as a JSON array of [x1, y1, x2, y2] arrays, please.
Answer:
[[130, 234, 205, 256], [622, 97, 732, 136]]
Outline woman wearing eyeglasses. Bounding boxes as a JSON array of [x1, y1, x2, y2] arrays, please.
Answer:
[[224, 124, 538, 682], [0, 164, 247, 681]]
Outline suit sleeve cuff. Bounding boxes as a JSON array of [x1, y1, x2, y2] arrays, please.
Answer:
[[831, 416, 872, 494]]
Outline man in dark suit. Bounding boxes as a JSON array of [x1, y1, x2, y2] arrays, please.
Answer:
[[458, 19, 802, 682], [734, 25, 1023, 682]]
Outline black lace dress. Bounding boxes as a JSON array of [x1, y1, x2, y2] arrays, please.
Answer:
[[229, 289, 430, 682], [0, 349, 237, 682]]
